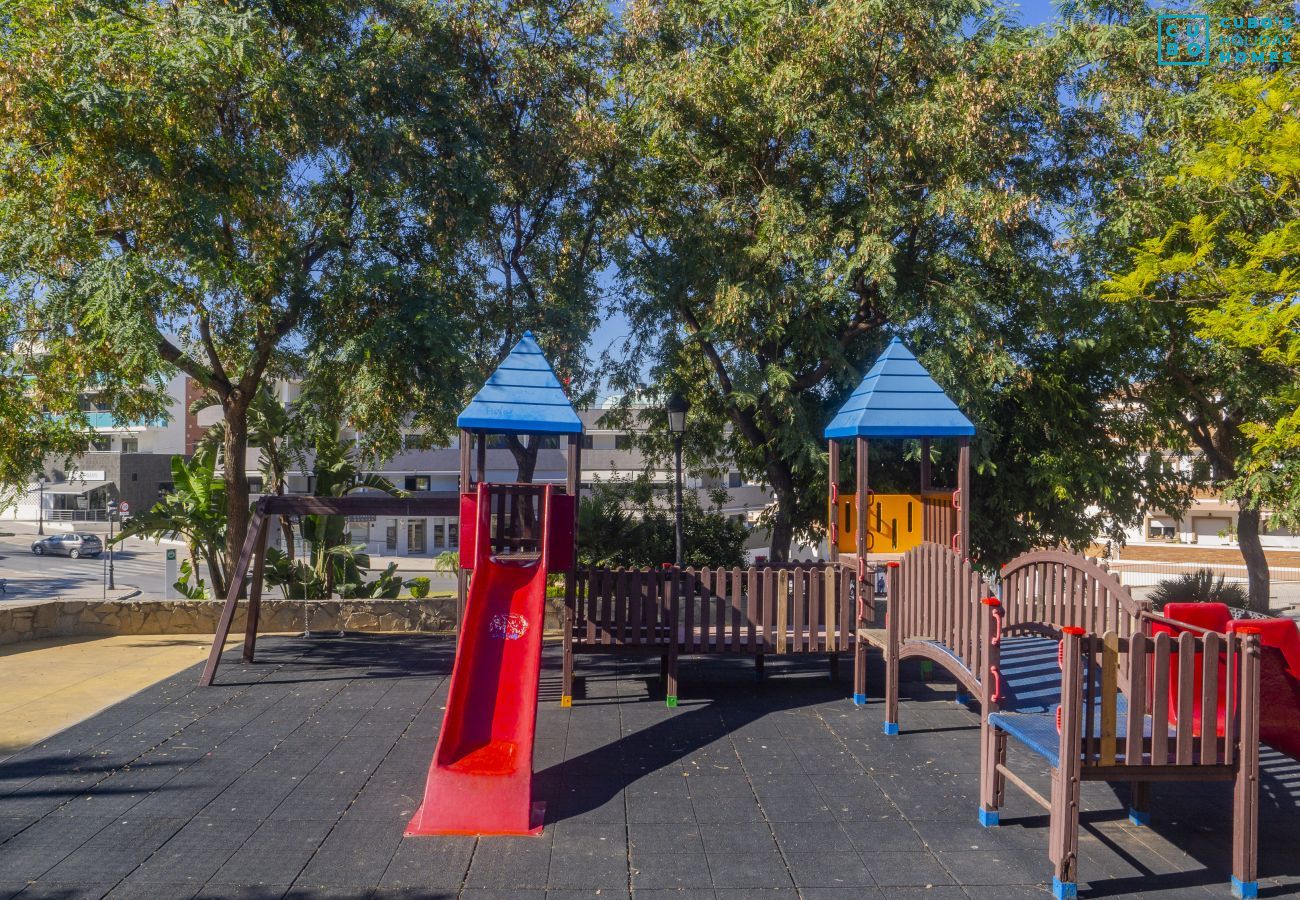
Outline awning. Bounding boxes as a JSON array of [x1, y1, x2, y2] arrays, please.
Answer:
[[42, 480, 111, 495]]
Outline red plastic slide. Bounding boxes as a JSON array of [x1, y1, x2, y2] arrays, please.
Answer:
[[1157, 602, 1300, 760], [406, 484, 554, 836]]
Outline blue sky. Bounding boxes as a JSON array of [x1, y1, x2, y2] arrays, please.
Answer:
[[585, 0, 1068, 373]]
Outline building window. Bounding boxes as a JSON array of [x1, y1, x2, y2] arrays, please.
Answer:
[[536, 435, 560, 450], [386, 523, 398, 551], [433, 520, 446, 549], [728, 472, 742, 489], [614, 433, 632, 450], [404, 475, 431, 492], [121, 438, 139, 453], [581, 434, 594, 450], [402, 433, 424, 451], [448, 521, 459, 549], [89, 437, 111, 451], [1147, 520, 1177, 541], [248, 477, 264, 494]]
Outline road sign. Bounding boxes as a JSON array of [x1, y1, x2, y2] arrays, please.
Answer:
[[118, 500, 131, 515], [166, 548, 176, 561]]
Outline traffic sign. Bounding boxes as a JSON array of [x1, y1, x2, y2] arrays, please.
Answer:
[[166, 548, 176, 561], [118, 500, 131, 515]]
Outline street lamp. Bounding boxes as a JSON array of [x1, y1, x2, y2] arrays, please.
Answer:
[[36, 475, 46, 535], [666, 392, 689, 567]]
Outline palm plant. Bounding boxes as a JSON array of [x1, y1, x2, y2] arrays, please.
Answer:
[[1149, 569, 1249, 611]]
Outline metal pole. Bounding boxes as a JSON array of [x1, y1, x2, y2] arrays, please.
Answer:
[[673, 435, 684, 567], [108, 510, 116, 590]]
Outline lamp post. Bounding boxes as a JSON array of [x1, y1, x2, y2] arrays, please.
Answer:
[[36, 475, 46, 535], [666, 392, 689, 568]]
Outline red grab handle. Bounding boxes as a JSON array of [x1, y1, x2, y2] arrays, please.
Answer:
[[952, 488, 961, 510], [989, 665, 1003, 703]]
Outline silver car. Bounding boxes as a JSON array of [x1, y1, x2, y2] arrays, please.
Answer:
[[31, 532, 104, 559]]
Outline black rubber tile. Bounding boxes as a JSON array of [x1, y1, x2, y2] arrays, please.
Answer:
[[783, 851, 874, 888], [629, 851, 712, 890], [14, 882, 114, 898], [379, 837, 474, 891], [627, 822, 704, 856], [206, 818, 336, 885], [295, 816, 402, 887], [770, 820, 854, 853], [103, 880, 200, 899], [859, 849, 956, 887], [704, 850, 795, 889], [462, 834, 554, 890]]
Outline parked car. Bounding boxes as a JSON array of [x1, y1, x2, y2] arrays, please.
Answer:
[[31, 533, 103, 559]]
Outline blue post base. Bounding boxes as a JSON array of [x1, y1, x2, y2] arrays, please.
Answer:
[[1052, 877, 1078, 899], [1128, 808, 1150, 827], [978, 808, 999, 827], [883, 722, 900, 735], [853, 692, 867, 706], [955, 692, 970, 706], [666, 695, 678, 708], [1232, 876, 1259, 899]]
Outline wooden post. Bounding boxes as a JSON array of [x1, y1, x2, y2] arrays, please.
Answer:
[[978, 595, 1003, 824], [241, 514, 272, 662], [881, 561, 900, 726], [920, 438, 931, 492], [957, 437, 971, 558], [1050, 628, 1085, 896], [458, 428, 471, 626], [828, 439, 840, 564], [856, 437, 869, 564], [562, 431, 581, 707], [199, 505, 267, 686], [1232, 631, 1261, 897], [666, 567, 680, 707]]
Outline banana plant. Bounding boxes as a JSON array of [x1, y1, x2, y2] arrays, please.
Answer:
[[113, 448, 228, 598]]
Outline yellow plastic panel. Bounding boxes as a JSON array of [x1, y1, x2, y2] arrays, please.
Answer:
[[836, 493, 926, 554]]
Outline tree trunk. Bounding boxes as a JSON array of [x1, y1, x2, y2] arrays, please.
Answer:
[[222, 397, 251, 599], [506, 434, 539, 483], [1236, 504, 1271, 614], [765, 462, 799, 563]]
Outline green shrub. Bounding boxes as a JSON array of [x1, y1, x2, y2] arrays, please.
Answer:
[[1149, 569, 1247, 610], [406, 576, 431, 599]]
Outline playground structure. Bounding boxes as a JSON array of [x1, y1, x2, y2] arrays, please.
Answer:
[[823, 337, 975, 704], [195, 332, 1283, 895], [831, 342, 1268, 899]]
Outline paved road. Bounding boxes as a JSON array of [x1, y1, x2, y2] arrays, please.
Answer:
[[0, 530, 171, 600], [0, 524, 458, 602]]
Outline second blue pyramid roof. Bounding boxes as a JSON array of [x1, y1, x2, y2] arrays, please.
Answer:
[[824, 337, 975, 439], [457, 331, 583, 435]]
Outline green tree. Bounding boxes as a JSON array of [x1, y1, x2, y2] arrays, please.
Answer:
[[0, 2, 487, 575], [446, 0, 619, 480], [1067, 2, 1298, 610], [611, 0, 1129, 561], [578, 476, 748, 568]]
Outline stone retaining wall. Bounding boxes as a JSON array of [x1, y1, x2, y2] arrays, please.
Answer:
[[0, 597, 567, 647]]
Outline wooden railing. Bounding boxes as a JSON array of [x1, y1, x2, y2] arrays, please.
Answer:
[[999, 549, 1150, 643], [572, 563, 855, 654], [921, 490, 958, 547], [890, 542, 997, 685]]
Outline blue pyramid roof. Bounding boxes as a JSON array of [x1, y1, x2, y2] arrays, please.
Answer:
[[824, 337, 975, 439], [457, 332, 583, 435]]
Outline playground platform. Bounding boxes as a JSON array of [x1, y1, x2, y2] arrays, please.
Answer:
[[2, 633, 1299, 898]]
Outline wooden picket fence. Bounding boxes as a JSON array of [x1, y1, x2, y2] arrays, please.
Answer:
[[562, 563, 859, 706]]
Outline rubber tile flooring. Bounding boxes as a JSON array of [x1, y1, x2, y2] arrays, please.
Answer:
[[1, 634, 1299, 899]]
